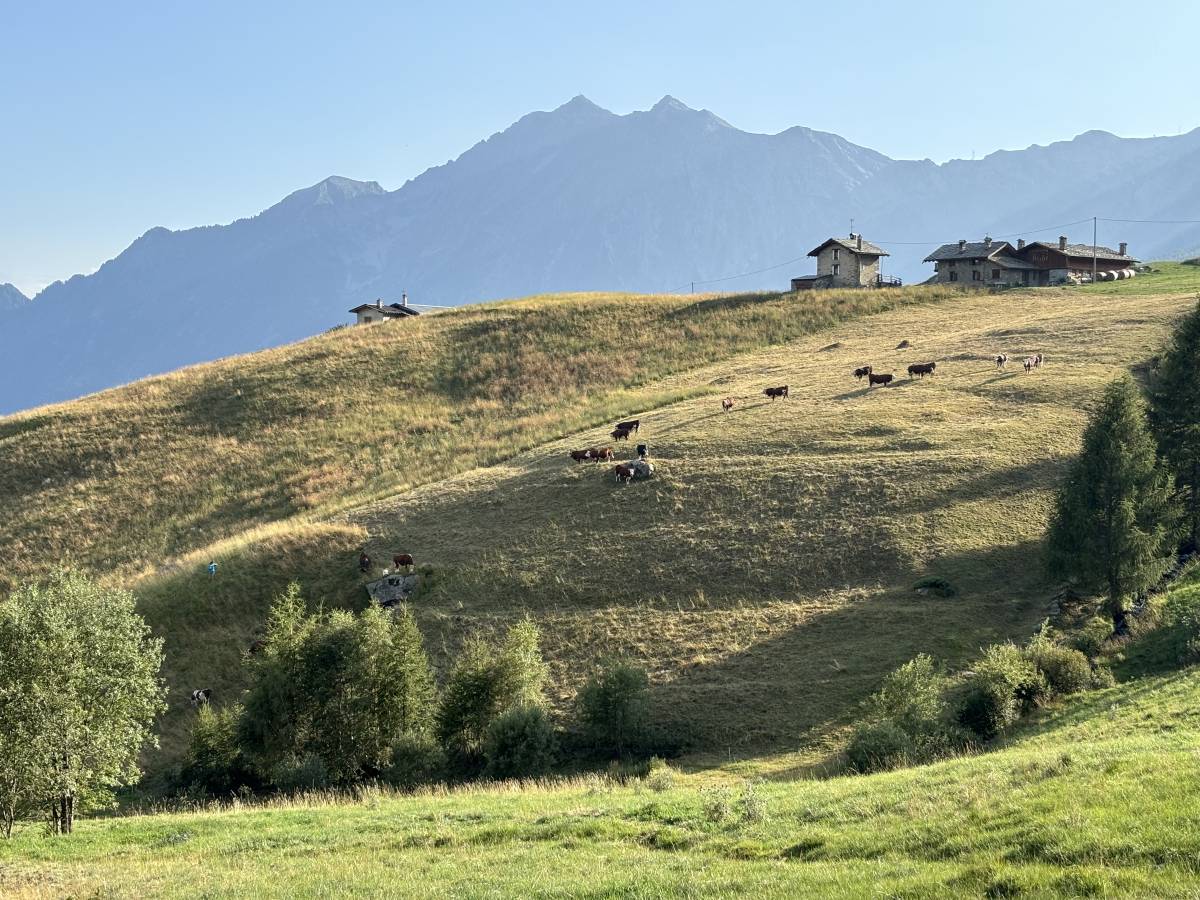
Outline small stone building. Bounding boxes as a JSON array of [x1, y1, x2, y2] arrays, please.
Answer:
[[349, 296, 421, 325], [791, 234, 892, 291]]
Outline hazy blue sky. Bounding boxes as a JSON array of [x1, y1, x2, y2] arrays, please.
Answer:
[[3, 0, 1198, 295]]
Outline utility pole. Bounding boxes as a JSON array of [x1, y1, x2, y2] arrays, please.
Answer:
[[1092, 216, 1098, 285], [690, 281, 695, 294]]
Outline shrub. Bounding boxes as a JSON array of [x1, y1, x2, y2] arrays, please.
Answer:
[[1071, 617, 1114, 657], [183, 704, 250, 795], [270, 753, 330, 793], [384, 732, 446, 790], [956, 644, 1045, 739], [645, 757, 675, 792], [576, 661, 650, 756], [738, 780, 768, 824], [700, 786, 734, 824], [482, 706, 558, 780], [1091, 665, 1117, 688], [1028, 644, 1092, 696], [845, 719, 912, 773]]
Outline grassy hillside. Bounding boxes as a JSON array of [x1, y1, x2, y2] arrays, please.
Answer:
[[114, 266, 1198, 773], [0, 285, 947, 590], [6, 652, 1200, 897]]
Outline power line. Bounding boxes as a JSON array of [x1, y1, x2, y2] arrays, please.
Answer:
[[1100, 217, 1200, 225]]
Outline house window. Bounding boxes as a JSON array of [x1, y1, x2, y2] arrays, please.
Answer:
[[991, 269, 1001, 280], [949, 271, 958, 282], [948, 259, 957, 267], [833, 248, 840, 260], [832, 263, 841, 276], [972, 270, 982, 281]]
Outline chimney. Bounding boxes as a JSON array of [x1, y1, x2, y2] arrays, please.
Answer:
[[1017, 238, 1026, 250], [1058, 235, 1068, 251], [857, 234, 863, 250], [1119, 242, 1128, 256], [958, 239, 966, 251], [983, 235, 993, 249]]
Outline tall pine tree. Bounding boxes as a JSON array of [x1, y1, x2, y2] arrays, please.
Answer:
[[1150, 300, 1200, 550], [1047, 375, 1181, 631]]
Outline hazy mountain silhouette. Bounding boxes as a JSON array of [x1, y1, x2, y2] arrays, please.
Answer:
[[4, 96, 1199, 414], [0, 283, 29, 313]]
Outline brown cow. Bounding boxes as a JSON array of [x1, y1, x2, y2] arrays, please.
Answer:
[[853, 365, 873, 381], [589, 447, 615, 462], [615, 419, 641, 433], [613, 463, 636, 484], [612, 426, 632, 441], [393, 553, 414, 571], [570, 449, 592, 462], [907, 362, 936, 378], [722, 397, 735, 412], [867, 372, 894, 387], [763, 385, 789, 401]]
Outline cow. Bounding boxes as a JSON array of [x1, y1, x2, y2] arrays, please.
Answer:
[[612, 426, 632, 441], [853, 366, 873, 381], [867, 372, 894, 387], [907, 362, 936, 379], [613, 463, 636, 484], [589, 447, 615, 462], [995, 354, 1009, 369], [393, 553, 415, 571], [722, 397, 735, 412], [570, 449, 592, 462], [190, 688, 212, 708], [763, 385, 789, 401], [1023, 354, 1042, 372], [615, 420, 641, 434], [358, 552, 371, 573]]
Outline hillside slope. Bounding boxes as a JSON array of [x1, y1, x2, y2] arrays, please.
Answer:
[[113, 267, 1198, 769]]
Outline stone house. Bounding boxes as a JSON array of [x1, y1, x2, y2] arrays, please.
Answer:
[[349, 295, 421, 325], [791, 233, 894, 291], [924, 235, 1137, 286]]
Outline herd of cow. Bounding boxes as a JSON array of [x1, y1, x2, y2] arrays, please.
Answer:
[[568, 418, 647, 482]]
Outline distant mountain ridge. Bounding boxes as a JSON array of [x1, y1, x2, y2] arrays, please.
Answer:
[[0, 283, 29, 312], [4, 95, 1200, 414]]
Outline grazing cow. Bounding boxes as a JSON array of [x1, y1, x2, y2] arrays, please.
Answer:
[[763, 385, 789, 401], [393, 553, 414, 571], [615, 420, 641, 434], [995, 354, 1009, 369], [613, 463, 636, 484], [853, 365, 873, 381], [907, 362, 936, 379], [190, 688, 212, 708], [867, 372, 894, 387], [612, 426, 632, 441], [1023, 354, 1042, 372], [570, 449, 592, 462], [358, 552, 371, 573], [590, 447, 615, 462], [722, 397, 735, 413]]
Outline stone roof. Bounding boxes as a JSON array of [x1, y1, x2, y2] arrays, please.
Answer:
[[1024, 241, 1137, 262], [923, 240, 1013, 262], [349, 302, 420, 316], [808, 235, 889, 257], [989, 254, 1041, 271]]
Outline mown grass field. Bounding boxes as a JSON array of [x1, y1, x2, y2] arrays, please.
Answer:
[[3, 266, 1199, 781], [5, 649, 1200, 898]]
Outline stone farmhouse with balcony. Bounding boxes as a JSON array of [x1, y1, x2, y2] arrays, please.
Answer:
[[924, 235, 1137, 287], [791, 233, 900, 291]]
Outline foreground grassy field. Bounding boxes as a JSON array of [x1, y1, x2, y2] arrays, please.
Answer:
[[5, 658, 1200, 898]]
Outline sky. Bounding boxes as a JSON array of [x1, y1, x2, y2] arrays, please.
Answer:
[[3, 0, 1198, 297]]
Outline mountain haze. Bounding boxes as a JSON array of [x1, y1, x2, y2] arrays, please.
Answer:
[[4, 96, 1200, 414], [0, 283, 29, 312]]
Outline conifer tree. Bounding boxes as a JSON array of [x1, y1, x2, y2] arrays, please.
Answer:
[[1046, 376, 1181, 631], [1149, 300, 1200, 549]]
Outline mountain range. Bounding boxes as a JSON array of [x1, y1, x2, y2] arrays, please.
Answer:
[[4, 94, 1200, 415]]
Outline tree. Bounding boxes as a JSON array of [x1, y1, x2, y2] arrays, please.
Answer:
[[576, 661, 650, 756], [1047, 376, 1181, 631], [238, 585, 437, 787], [436, 619, 549, 770], [1150, 300, 1200, 549], [0, 571, 165, 835]]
